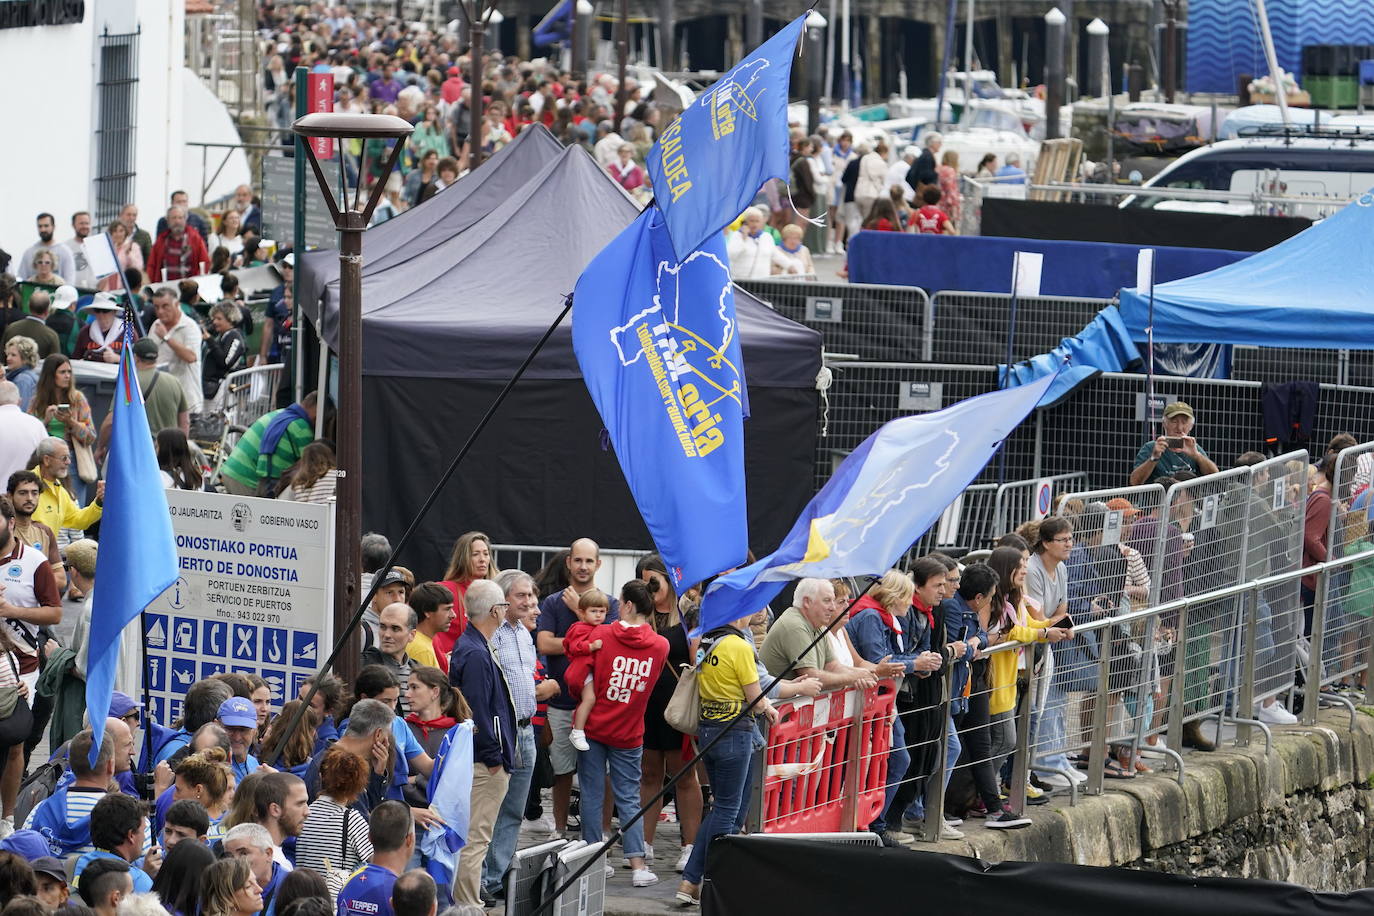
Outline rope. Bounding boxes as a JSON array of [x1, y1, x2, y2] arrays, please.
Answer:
[[815, 363, 833, 437]]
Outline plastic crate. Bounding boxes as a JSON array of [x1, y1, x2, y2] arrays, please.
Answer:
[[1306, 74, 1359, 108]]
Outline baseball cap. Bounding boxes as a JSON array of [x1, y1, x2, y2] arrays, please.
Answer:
[[0, 830, 52, 862], [52, 285, 79, 309], [109, 691, 142, 719], [132, 337, 159, 360], [1163, 401, 1194, 419], [218, 696, 258, 729], [30, 857, 67, 883], [376, 569, 409, 589], [448, 65, 459, 75]]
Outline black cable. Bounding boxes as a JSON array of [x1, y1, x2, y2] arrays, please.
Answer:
[[265, 294, 574, 766], [531, 575, 882, 915]]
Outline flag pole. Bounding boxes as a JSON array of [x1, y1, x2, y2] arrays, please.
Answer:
[[1146, 254, 1156, 440], [530, 575, 881, 916], [998, 251, 1020, 483], [265, 293, 575, 766]]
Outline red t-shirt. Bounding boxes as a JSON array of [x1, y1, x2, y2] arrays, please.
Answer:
[[913, 205, 950, 234], [582, 622, 668, 748], [432, 579, 470, 660]]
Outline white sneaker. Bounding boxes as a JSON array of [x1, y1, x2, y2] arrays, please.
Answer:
[[939, 822, 964, 840], [604, 864, 615, 879], [0, 817, 12, 840], [1255, 700, 1299, 725], [1037, 772, 1072, 788], [675, 844, 693, 872], [943, 816, 963, 827], [624, 843, 654, 868], [522, 814, 556, 835], [570, 729, 590, 751], [632, 868, 659, 887], [1067, 767, 1088, 785]]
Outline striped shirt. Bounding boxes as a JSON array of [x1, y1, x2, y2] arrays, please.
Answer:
[[220, 409, 315, 489], [24, 788, 154, 854], [296, 796, 373, 876]]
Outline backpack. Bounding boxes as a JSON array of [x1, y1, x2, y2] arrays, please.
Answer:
[[15, 759, 64, 828]]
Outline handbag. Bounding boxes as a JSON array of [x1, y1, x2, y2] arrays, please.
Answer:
[[0, 652, 32, 747], [72, 439, 98, 484], [322, 807, 356, 898], [665, 635, 726, 736]]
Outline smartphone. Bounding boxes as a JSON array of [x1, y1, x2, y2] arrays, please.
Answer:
[[57, 403, 70, 412], [1165, 436, 1184, 448]]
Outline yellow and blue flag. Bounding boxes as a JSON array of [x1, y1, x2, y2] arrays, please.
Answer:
[[647, 14, 807, 261], [85, 318, 178, 765], [573, 206, 749, 591], [697, 371, 1058, 633]]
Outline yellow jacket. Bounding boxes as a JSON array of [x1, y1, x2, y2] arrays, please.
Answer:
[[31, 466, 102, 534], [989, 599, 1056, 715]]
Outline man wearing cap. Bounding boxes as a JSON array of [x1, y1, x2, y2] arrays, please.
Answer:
[[218, 697, 263, 783], [3, 291, 60, 358], [1130, 402, 1219, 486], [74, 295, 127, 364], [31, 855, 70, 908], [95, 339, 189, 460], [363, 569, 412, 654], [441, 65, 465, 104], [45, 285, 80, 356]]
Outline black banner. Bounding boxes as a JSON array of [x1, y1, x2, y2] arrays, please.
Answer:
[[704, 836, 1374, 915], [980, 199, 1311, 252], [0, 0, 84, 29]]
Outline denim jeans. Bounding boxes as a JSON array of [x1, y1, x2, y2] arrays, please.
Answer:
[[577, 740, 646, 859], [876, 716, 909, 831], [483, 724, 536, 894], [902, 714, 960, 822], [683, 720, 760, 885]]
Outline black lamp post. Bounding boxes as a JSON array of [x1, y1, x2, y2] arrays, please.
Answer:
[[291, 111, 413, 683]]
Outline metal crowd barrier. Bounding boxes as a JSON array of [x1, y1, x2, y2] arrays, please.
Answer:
[[739, 279, 934, 363]]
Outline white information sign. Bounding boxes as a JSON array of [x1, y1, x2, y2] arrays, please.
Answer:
[[141, 490, 335, 725]]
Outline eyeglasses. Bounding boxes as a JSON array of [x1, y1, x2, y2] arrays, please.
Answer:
[[491, 602, 510, 614], [1052, 536, 1075, 544]]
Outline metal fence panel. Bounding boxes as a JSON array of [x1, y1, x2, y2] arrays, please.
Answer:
[[992, 472, 1089, 535], [1246, 452, 1309, 707], [739, 280, 933, 363], [929, 291, 1114, 367], [1319, 442, 1374, 691]]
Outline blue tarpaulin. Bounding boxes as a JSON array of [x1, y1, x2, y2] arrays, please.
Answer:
[[1000, 306, 1142, 406], [847, 233, 1248, 299], [1118, 195, 1374, 348]]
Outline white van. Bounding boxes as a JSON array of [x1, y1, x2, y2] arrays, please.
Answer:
[[1119, 134, 1374, 218]]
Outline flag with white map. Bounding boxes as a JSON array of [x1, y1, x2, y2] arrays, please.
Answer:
[[572, 205, 749, 592], [697, 371, 1058, 634]]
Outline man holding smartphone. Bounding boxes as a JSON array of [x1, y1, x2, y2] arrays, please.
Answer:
[[1129, 402, 1219, 485]]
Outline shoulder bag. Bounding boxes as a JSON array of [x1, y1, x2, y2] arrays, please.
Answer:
[[664, 631, 729, 736], [322, 806, 357, 897]]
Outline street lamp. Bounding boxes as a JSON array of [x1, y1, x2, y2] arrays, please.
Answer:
[[292, 111, 413, 683], [805, 11, 828, 135], [572, 0, 593, 79], [1044, 7, 1066, 140]]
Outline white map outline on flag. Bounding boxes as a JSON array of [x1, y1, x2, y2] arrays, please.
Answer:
[[608, 249, 737, 381]]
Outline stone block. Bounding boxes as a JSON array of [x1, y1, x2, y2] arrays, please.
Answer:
[[1110, 776, 1189, 848]]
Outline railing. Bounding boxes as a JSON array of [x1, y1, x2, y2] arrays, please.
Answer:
[[738, 279, 934, 363], [749, 545, 1374, 841]]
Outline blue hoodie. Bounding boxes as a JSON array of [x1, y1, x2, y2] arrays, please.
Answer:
[[938, 594, 988, 716], [27, 787, 96, 857]]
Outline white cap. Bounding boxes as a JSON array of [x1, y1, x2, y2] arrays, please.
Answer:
[[52, 285, 79, 308]]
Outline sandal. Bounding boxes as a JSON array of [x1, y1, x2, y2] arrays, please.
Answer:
[[1103, 759, 1135, 779]]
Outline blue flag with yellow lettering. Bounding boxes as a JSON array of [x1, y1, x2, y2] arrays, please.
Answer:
[[697, 372, 1058, 634], [647, 15, 807, 261], [573, 206, 749, 591]]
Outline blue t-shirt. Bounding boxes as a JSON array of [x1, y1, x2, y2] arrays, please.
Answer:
[[337, 863, 398, 916], [535, 592, 621, 710], [73, 850, 154, 893], [232, 753, 261, 784]]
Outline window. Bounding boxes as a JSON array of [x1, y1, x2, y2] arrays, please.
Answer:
[[94, 29, 140, 226]]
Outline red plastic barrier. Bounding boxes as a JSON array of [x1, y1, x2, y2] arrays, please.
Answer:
[[760, 680, 897, 833]]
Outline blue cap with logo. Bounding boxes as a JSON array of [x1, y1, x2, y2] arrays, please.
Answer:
[[218, 696, 257, 728]]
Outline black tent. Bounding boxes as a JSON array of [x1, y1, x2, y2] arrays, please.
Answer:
[[304, 136, 823, 576]]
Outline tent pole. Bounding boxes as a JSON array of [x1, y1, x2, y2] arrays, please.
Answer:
[[998, 251, 1019, 484], [266, 295, 575, 766], [1146, 259, 1156, 441]]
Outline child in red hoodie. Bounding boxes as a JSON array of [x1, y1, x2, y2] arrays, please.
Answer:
[[577, 580, 670, 885], [567, 589, 610, 751], [912, 185, 956, 235]]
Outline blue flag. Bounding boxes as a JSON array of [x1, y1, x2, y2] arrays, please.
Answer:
[[421, 722, 473, 901], [697, 372, 1058, 634], [646, 15, 806, 261], [85, 322, 178, 766], [532, 0, 573, 47], [573, 206, 748, 591]]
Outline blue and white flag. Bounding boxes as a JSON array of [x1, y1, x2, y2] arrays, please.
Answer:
[[532, 0, 573, 47], [573, 206, 749, 591], [697, 372, 1058, 633], [422, 722, 474, 898], [647, 15, 806, 261], [85, 318, 179, 765]]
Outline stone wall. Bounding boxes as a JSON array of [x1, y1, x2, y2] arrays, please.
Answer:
[[944, 708, 1374, 892]]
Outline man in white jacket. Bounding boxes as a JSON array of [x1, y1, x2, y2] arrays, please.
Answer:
[[726, 207, 798, 280]]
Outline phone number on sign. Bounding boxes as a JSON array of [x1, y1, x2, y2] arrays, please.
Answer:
[[214, 608, 283, 625]]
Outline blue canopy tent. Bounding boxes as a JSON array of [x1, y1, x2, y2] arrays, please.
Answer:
[[1117, 196, 1374, 348], [1004, 196, 1374, 403]]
